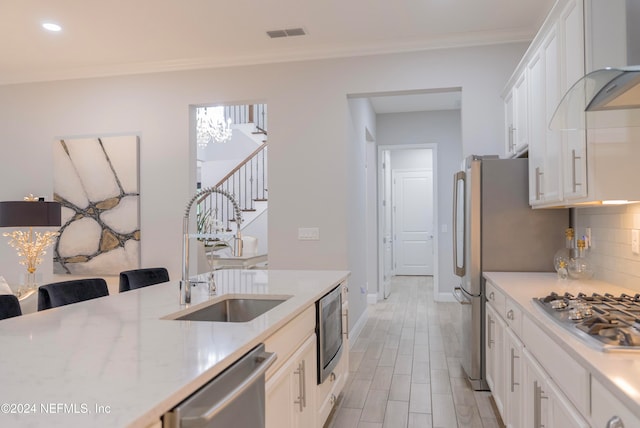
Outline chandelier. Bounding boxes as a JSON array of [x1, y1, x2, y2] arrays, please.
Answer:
[[196, 107, 233, 148]]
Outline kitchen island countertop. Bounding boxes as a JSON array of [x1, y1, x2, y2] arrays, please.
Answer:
[[0, 269, 350, 428], [484, 271, 640, 420]]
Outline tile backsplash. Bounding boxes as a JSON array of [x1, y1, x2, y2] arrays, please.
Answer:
[[576, 204, 640, 291]]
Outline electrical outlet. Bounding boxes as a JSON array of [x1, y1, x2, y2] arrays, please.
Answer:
[[298, 227, 320, 240], [632, 229, 640, 255]]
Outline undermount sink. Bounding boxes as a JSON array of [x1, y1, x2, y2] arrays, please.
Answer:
[[165, 295, 290, 322]]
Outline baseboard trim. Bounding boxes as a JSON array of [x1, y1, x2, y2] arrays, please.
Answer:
[[348, 307, 368, 343]]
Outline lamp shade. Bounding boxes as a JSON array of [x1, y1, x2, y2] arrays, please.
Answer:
[[0, 201, 61, 227]]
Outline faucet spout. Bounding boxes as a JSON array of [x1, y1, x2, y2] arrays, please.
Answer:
[[181, 187, 243, 304]]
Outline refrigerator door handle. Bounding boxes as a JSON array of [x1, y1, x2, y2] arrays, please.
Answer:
[[453, 171, 466, 277]]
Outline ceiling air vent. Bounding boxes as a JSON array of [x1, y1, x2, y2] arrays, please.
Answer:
[[267, 28, 307, 39]]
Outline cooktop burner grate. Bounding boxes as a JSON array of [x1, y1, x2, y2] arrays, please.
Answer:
[[533, 291, 640, 351]]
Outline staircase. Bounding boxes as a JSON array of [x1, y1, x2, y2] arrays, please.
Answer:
[[196, 104, 268, 235]]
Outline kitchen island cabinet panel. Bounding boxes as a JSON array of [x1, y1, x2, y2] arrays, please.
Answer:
[[266, 334, 317, 428], [0, 269, 350, 428]]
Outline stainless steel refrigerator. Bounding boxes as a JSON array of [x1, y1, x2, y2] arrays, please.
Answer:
[[452, 156, 567, 390]]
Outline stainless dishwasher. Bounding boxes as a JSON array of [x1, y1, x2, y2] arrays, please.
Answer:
[[163, 344, 276, 428]]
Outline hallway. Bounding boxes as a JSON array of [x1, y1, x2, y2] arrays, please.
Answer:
[[327, 276, 502, 428]]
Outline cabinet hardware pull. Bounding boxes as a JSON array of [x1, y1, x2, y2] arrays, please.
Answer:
[[488, 317, 494, 348], [534, 381, 547, 428], [571, 149, 582, 193], [510, 348, 519, 393], [535, 167, 544, 200], [330, 372, 336, 382], [344, 308, 349, 340], [606, 416, 625, 428], [489, 291, 495, 301], [509, 125, 517, 152], [507, 309, 514, 320], [294, 360, 306, 411]]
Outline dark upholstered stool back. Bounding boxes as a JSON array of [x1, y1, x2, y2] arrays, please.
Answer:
[[119, 267, 169, 293], [38, 278, 109, 311], [0, 294, 22, 320]]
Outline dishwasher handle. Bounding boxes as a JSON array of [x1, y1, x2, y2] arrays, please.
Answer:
[[181, 350, 277, 428]]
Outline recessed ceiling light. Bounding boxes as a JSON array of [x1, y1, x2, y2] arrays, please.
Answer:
[[42, 22, 62, 32]]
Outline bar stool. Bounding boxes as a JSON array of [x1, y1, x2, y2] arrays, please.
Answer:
[[38, 278, 109, 311], [0, 294, 22, 320], [119, 267, 169, 293]]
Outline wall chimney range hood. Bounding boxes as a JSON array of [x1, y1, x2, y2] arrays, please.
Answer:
[[550, 66, 640, 130]]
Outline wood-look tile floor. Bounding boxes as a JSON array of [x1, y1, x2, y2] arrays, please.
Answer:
[[326, 275, 503, 428]]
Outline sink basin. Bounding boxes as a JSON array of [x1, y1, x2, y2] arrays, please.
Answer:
[[166, 296, 289, 322]]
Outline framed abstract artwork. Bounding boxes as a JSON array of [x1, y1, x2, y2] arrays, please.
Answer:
[[52, 135, 140, 275]]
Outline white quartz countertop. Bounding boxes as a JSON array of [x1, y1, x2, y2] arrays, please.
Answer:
[[483, 271, 640, 419], [0, 269, 350, 428]]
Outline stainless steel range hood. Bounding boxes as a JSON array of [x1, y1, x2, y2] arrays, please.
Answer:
[[550, 66, 640, 130]]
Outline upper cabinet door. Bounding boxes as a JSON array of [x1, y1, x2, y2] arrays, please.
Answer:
[[513, 72, 529, 156], [560, 0, 588, 200], [504, 90, 515, 157], [527, 50, 546, 205], [541, 26, 563, 204]]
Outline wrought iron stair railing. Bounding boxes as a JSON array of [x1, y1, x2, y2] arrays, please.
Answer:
[[198, 142, 268, 233]]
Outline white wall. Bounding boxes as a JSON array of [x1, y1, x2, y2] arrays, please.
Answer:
[[347, 98, 376, 317], [0, 42, 526, 328], [376, 110, 462, 300]]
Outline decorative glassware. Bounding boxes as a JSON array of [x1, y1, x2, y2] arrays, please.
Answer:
[[554, 227, 576, 273], [557, 259, 569, 280], [568, 239, 594, 280]]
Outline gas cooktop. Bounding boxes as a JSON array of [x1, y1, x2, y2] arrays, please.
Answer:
[[533, 291, 640, 351]]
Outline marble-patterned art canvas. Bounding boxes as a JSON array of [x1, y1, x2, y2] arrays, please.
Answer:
[[53, 136, 140, 275]]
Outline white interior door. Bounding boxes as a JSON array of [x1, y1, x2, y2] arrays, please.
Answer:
[[381, 150, 393, 298], [393, 169, 434, 275]]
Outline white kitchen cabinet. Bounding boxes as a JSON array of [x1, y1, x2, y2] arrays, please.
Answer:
[[504, 328, 523, 428], [485, 303, 506, 419], [559, 0, 588, 201], [504, 90, 515, 157], [266, 334, 317, 428], [523, 349, 589, 428], [591, 377, 640, 428], [504, 73, 528, 158], [505, 0, 640, 207], [484, 277, 589, 428], [528, 24, 563, 206]]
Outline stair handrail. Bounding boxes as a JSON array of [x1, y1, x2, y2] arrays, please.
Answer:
[[211, 142, 268, 190]]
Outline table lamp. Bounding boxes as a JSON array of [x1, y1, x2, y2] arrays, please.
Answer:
[[0, 197, 61, 298]]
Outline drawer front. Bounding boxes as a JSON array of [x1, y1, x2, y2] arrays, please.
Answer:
[[522, 315, 589, 415], [264, 305, 315, 379], [505, 299, 522, 338], [486, 281, 506, 314], [591, 377, 640, 428]]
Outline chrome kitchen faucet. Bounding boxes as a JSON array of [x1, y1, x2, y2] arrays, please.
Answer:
[[180, 187, 243, 304]]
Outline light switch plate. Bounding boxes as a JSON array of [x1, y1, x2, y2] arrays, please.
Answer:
[[632, 229, 640, 255], [298, 227, 320, 240]]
